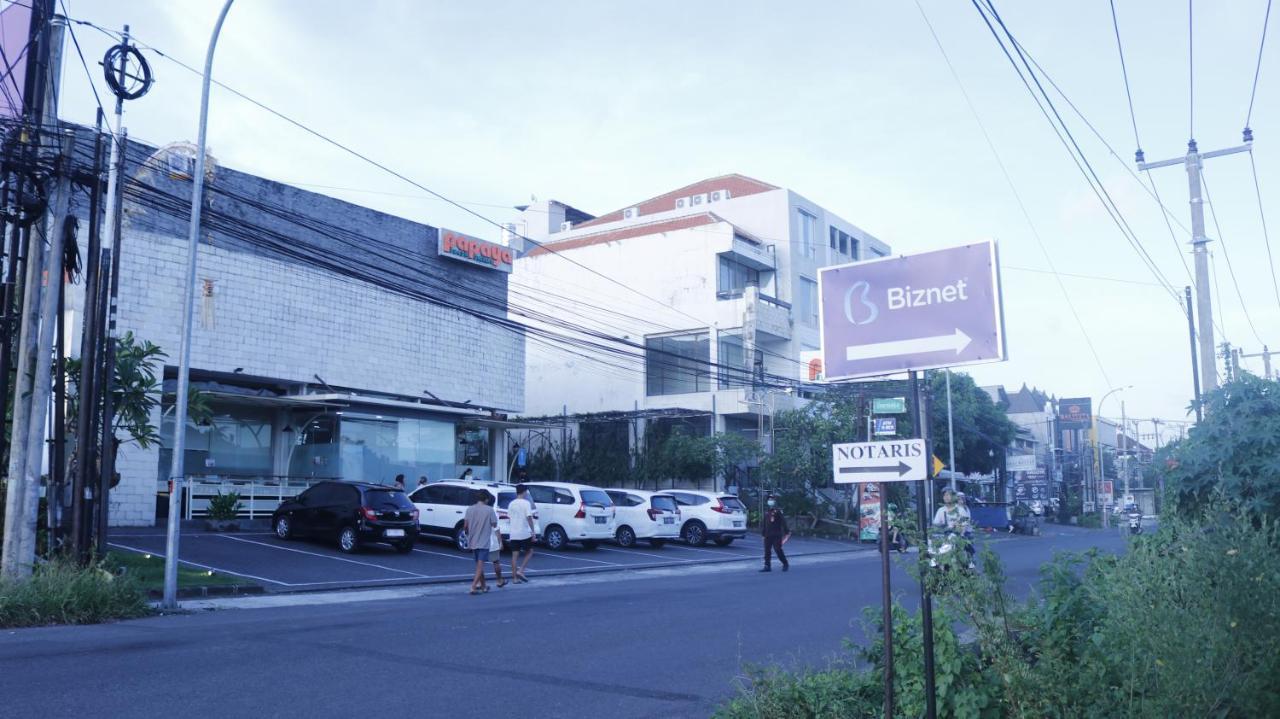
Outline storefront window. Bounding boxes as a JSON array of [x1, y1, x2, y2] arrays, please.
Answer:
[[288, 414, 340, 479], [338, 414, 457, 484], [456, 425, 490, 474], [158, 402, 274, 480]]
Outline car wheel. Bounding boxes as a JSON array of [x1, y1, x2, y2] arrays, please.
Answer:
[[682, 521, 707, 547], [395, 541, 414, 554], [338, 526, 360, 553], [582, 540, 599, 550], [615, 526, 636, 548], [647, 539, 666, 549], [543, 525, 568, 551], [273, 515, 292, 540], [714, 536, 735, 547], [453, 523, 468, 552]]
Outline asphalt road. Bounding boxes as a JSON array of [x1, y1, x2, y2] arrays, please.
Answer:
[[1, 525, 1127, 719]]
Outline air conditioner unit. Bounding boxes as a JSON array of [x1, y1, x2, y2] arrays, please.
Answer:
[[690, 193, 707, 206], [559, 220, 574, 232], [622, 206, 640, 220], [675, 197, 688, 210], [709, 189, 732, 202]]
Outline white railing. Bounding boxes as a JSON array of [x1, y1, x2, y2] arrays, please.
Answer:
[[184, 476, 331, 520]]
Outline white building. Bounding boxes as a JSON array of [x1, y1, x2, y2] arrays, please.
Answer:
[[511, 174, 890, 450]]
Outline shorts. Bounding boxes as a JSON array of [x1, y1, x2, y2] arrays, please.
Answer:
[[508, 537, 533, 552], [472, 548, 490, 562]]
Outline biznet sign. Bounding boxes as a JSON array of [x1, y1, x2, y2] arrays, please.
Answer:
[[438, 228, 514, 273], [818, 241, 1006, 381]]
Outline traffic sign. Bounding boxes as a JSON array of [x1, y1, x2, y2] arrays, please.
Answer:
[[871, 397, 906, 414], [873, 417, 897, 436], [818, 241, 1006, 381], [932, 454, 945, 476], [832, 439, 927, 484]]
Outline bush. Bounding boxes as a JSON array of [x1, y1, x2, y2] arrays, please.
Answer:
[[207, 491, 242, 521], [0, 558, 150, 628], [715, 661, 881, 719]]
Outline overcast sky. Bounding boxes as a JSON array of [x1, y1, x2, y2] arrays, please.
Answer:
[[52, 0, 1280, 439]]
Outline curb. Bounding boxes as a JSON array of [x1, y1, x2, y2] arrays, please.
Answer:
[[148, 584, 268, 600]]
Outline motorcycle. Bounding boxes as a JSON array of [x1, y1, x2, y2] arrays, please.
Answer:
[[1127, 511, 1143, 535], [926, 529, 975, 571]]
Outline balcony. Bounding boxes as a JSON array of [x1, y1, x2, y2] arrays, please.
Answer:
[[754, 294, 792, 341], [726, 235, 776, 271]]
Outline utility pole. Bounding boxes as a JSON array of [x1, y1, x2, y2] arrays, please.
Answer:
[[1240, 346, 1274, 379], [1139, 135, 1253, 394], [1120, 400, 1128, 506], [944, 369, 957, 492], [1185, 287, 1202, 421]]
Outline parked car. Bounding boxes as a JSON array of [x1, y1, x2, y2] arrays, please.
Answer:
[[408, 479, 516, 551], [604, 489, 682, 548], [272, 480, 418, 553], [524, 482, 616, 550], [666, 490, 747, 546]]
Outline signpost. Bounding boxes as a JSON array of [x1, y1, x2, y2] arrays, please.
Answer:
[[871, 397, 907, 414], [818, 241, 1005, 382], [873, 417, 897, 437], [819, 241, 1006, 719]]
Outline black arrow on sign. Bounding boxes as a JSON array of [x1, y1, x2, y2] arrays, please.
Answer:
[[839, 462, 912, 477]]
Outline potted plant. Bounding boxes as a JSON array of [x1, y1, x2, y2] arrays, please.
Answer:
[[205, 491, 242, 532]]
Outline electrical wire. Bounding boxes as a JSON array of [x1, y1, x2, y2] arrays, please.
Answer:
[[1110, 0, 1142, 153], [1189, 0, 1195, 140], [913, 0, 1113, 388], [1246, 0, 1273, 130], [1247, 150, 1280, 310], [1200, 168, 1266, 345], [57, 0, 104, 120]]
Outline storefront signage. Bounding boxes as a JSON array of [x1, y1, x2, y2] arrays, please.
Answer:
[[871, 397, 906, 414], [438, 228, 514, 273], [1057, 397, 1092, 430], [1005, 454, 1037, 472]]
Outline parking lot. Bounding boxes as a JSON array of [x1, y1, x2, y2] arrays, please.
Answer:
[[107, 528, 863, 592]]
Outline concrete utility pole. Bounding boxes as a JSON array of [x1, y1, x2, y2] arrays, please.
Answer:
[[945, 369, 957, 492], [1139, 135, 1252, 394], [1240, 346, 1274, 379]]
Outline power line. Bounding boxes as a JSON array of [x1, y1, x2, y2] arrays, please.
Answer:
[[57, 0, 103, 120], [1109, 0, 1142, 152], [1246, 0, 1271, 130], [913, 0, 1113, 388], [1003, 265, 1169, 288], [1189, 0, 1195, 140], [1247, 150, 1280, 310], [1200, 168, 1266, 344]]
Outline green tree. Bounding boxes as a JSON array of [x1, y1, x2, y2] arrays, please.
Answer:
[[927, 371, 1017, 476], [1162, 373, 1280, 520]]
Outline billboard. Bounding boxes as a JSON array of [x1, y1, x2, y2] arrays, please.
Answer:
[[818, 241, 1006, 381], [437, 228, 514, 273], [1057, 397, 1093, 430], [0, 1, 31, 119]]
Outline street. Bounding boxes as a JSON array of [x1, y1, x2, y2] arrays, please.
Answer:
[[1, 526, 1126, 719]]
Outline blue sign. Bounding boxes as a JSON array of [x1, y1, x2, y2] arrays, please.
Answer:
[[873, 417, 897, 436]]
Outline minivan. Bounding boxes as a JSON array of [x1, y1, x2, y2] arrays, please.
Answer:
[[524, 482, 616, 550]]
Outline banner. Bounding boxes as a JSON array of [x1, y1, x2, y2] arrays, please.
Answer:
[[1057, 397, 1093, 430], [857, 482, 882, 541], [0, 1, 31, 119]]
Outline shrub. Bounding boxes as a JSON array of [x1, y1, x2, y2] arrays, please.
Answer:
[[207, 491, 242, 521], [0, 558, 150, 628]]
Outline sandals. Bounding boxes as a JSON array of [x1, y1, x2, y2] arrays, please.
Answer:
[[469, 588, 482, 595], [496, 580, 508, 588], [515, 572, 530, 583]]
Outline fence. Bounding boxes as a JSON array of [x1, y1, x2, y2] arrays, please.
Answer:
[[183, 475, 330, 520]]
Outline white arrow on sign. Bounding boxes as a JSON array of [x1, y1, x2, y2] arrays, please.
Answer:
[[845, 328, 972, 362]]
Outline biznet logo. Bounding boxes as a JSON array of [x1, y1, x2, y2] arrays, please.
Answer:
[[438, 229, 514, 273]]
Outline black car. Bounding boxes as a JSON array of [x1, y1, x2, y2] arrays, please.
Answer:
[[272, 481, 419, 553]]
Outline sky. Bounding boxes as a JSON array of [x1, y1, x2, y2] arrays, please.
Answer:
[[43, 0, 1280, 442]]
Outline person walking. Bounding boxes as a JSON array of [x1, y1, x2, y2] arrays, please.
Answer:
[[486, 493, 507, 588], [393, 474, 406, 492], [760, 496, 791, 572], [463, 489, 497, 595], [506, 484, 536, 583], [461, 468, 474, 481]]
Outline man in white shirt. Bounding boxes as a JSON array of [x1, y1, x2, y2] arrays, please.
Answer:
[[507, 484, 536, 583]]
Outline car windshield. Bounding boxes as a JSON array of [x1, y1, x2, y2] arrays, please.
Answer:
[[651, 495, 677, 512], [580, 489, 613, 508], [497, 491, 516, 509], [365, 489, 412, 510], [719, 497, 746, 511]]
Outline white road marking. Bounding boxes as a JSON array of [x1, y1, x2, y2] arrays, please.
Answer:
[[217, 535, 433, 578], [596, 546, 695, 562], [108, 542, 293, 587]]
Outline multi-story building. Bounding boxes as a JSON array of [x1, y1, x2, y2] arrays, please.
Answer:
[[510, 174, 890, 457], [101, 138, 525, 525]]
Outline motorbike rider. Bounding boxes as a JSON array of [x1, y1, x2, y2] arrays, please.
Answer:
[[932, 489, 975, 569]]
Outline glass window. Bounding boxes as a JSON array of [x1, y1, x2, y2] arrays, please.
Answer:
[[717, 256, 759, 298], [606, 490, 628, 505], [158, 401, 274, 481], [339, 415, 456, 485], [797, 210, 817, 259], [645, 331, 711, 396], [497, 491, 516, 509], [580, 489, 613, 508], [626, 494, 645, 507], [290, 414, 340, 479], [797, 277, 819, 326], [717, 329, 749, 390], [719, 496, 746, 510], [456, 425, 490, 471], [651, 495, 678, 512], [554, 489, 575, 505], [527, 485, 557, 504], [829, 226, 838, 250], [364, 488, 413, 509]]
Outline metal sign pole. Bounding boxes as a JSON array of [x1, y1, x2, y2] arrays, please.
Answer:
[[911, 370, 938, 719], [879, 479, 893, 719]]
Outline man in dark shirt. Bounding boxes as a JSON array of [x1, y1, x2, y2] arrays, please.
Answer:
[[760, 495, 791, 572]]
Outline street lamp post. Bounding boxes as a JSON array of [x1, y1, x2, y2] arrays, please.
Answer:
[[1092, 385, 1131, 528], [161, 0, 236, 610]]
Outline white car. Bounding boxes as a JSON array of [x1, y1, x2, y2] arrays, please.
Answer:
[[524, 482, 616, 550], [408, 479, 517, 551], [604, 489, 682, 548], [666, 490, 748, 546]]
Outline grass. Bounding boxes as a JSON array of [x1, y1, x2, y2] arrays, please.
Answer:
[[0, 558, 150, 628], [106, 551, 256, 593]]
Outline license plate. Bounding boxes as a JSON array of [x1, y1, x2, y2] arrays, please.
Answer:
[[663, 517, 674, 524], [384, 528, 405, 537], [733, 521, 743, 528], [593, 516, 607, 524]]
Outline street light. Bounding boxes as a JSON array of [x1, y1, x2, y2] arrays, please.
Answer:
[[162, 0, 236, 611], [1092, 385, 1132, 526]]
